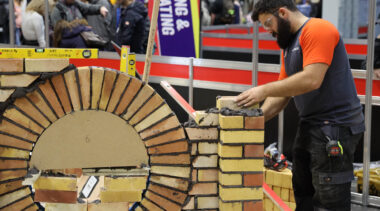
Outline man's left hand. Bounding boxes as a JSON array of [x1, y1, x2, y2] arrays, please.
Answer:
[[100, 6, 108, 17], [235, 86, 266, 107]]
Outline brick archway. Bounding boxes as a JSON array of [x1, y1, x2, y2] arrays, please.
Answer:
[[0, 66, 191, 210]]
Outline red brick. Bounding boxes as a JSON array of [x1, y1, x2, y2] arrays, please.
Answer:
[[189, 183, 218, 195], [244, 145, 264, 158], [50, 75, 72, 114], [34, 189, 77, 203], [91, 67, 105, 109], [144, 128, 185, 147], [0, 170, 27, 182], [99, 70, 117, 110], [64, 70, 81, 111], [145, 190, 182, 211], [1, 74, 39, 87], [0, 59, 23, 72], [0, 180, 23, 195], [27, 91, 57, 122], [245, 116, 265, 129], [106, 73, 130, 113], [128, 93, 164, 125], [114, 77, 142, 115], [78, 67, 91, 110], [150, 153, 191, 165], [39, 82, 65, 118], [0, 134, 33, 152], [244, 200, 263, 211], [148, 141, 188, 155], [0, 119, 38, 142], [139, 115, 181, 139], [148, 183, 187, 204], [0, 160, 27, 170], [1, 196, 34, 211], [243, 173, 263, 187], [141, 198, 164, 211], [2, 108, 44, 134]]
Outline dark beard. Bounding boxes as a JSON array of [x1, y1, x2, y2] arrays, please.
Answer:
[[273, 17, 293, 49]]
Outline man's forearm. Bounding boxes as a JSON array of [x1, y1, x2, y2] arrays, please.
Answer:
[[261, 96, 290, 122]]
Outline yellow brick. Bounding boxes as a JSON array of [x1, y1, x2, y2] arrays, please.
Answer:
[[273, 186, 281, 197], [199, 142, 218, 154], [289, 202, 296, 210], [218, 144, 242, 158], [219, 200, 242, 211], [197, 196, 218, 209], [264, 197, 274, 211], [193, 155, 218, 168], [0, 147, 29, 159], [88, 202, 129, 211], [151, 166, 190, 178], [220, 159, 263, 172], [100, 190, 142, 202], [198, 169, 218, 182], [265, 169, 275, 186], [135, 104, 172, 132], [216, 96, 259, 110], [280, 188, 290, 202], [290, 190, 295, 203], [195, 110, 219, 126], [282, 169, 293, 189], [0, 187, 30, 208], [183, 197, 195, 210], [1, 74, 39, 87], [219, 115, 244, 129], [45, 203, 87, 211], [134, 206, 144, 211], [34, 177, 77, 191], [0, 89, 15, 102], [220, 130, 264, 144], [25, 58, 69, 72], [273, 171, 283, 187], [219, 185, 263, 201], [104, 176, 147, 191], [219, 171, 242, 186]]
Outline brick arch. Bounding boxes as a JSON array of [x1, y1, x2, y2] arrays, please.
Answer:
[[0, 66, 191, 210]]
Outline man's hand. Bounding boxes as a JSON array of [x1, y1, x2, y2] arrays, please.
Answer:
[[100, 6, 108, 17], [235, 86, 266, 107], [375, 69, 380, 79]]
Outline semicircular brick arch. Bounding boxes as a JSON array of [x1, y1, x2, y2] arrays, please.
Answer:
[[0, 66, 191, 210]]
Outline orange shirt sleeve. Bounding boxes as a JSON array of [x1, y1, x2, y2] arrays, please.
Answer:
[[300, 18, 340, 67], [278, 50, 288, 80]]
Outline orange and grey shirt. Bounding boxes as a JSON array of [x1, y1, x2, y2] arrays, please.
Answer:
[[280, 18, 364, 132]]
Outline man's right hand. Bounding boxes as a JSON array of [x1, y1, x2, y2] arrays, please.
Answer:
[[100, 6, 108, 17]]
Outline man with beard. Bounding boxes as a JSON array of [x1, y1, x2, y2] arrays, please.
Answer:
[[236, 0, 364, 210]]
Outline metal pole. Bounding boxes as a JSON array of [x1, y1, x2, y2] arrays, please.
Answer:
[[252, 0, 259, 87], [362, 0, 376, 206], [8, 0, 15, 46], [278, 43, 284, 153], [189, 57, 194, 109], [44, 0, 50, 47]]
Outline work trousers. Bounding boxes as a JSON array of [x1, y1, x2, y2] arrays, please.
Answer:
[[292, 123, 362, 211]]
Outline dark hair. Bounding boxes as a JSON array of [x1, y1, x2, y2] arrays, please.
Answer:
[[251, 0, 298, 21]]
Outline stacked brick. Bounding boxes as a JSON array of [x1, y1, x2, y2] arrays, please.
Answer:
[[264, 168, 295, 211], [217, 97, 264, 211]]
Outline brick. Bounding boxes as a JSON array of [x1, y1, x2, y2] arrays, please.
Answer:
[[25, 58, 68, 72], [192, 169, 197, 182], [281, 169, 293, 189], [77, 67, 91, 110], [34, 176, 77, 191], [191, 143, 197, 155], [219, 115, 244, 129], [289, 190, 295, 203], [265, 169, 275, 186], [144, 128, 185, 147], [198, 196, 218, 209], [100, 190, 142, 202], [88, 202, 129, 211], [219, 200, 242, 211], [27, 91, 57, 122], [128, 94, 164, 125], [135, 104, 172, 132], [182, 196, 194, 210], [150, 153, 190, 165], [39, 82, 65, 118], [99, 70, 117, 110], [148, 183, 187, 204], [145, 190, 182, 211], [185, 127, 218, 141], [0, 187, 31, 208], [0, 147, 29, 159], [151, 166, 190, 178], [2, 108, 44, 134], [244, 201, 263, 211], [139, 115, 181, 139], [50, 75, 72, 114], [104, 176, 147, 191], [123, 85, 155, 120], [34, 189, 77, 203], [245, 116, 265, 129], [198, 142, 218, 154], [91, 67, 105, 109], [14, 97, 50, 128], [218, 144, 242, 158], [289, 201, 296, 210], [219, 185, 263, 201], [195, 110, 219, 126], [273, 186, 281, 197], [217, 96, 259, 110], [0, 59, 23, 72], [1, 74, 39, 87], [64, 70, 81, 111], [220, 159, 263, 172], [150, 175, 189, 191], [198, 169, 218, 182], [114, 77, 142, 115], [280, 188, 290, 202], [45, 203, 87, 211], [244, 173, 263, 187], [1, 196, 34, 211], [244, 144, 264, 158], [189, 183, 217, 195], [264, 197, 274, 211], [63, 168, 83, 177], [193, 155, 218, 168], [106, 73, 130, 113], [141, 199, 164, 211], [148, 140, 188, 155], [0, 134, 33, 151], [23, 204, 39, 211], [220, 130, 264, 144], [0, 119, 38, 142], [134, 206, 143, 211], [0, 180, 23, 195], [0, 159, 27, 169], [0, 89, 15, 102], [219, 171, 242, 186]]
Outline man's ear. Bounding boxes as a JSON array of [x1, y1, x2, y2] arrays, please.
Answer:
[[278, 7, 287, 18]]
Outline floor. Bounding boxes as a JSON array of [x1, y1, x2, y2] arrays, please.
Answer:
[[351, 204, 380, 211]]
